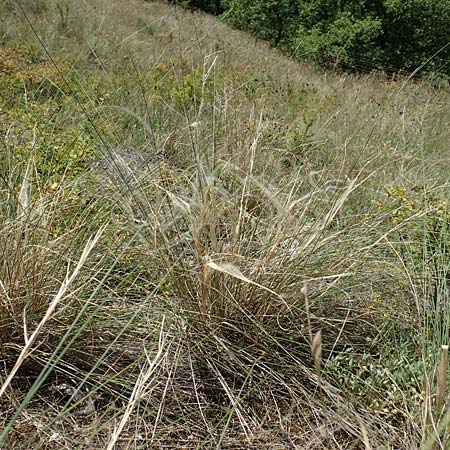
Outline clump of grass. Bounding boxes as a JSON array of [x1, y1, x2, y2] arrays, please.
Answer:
[[1, 0, 450, 448]]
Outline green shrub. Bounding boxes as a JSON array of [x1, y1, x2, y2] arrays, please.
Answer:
[[168, 0, 224, 14], [224, 0, 299, 47], [222, 0, 450, 75], [293, 7, 383, 67]]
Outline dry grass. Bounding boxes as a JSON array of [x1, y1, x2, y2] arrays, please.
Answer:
[[1, 0, 450, 448]]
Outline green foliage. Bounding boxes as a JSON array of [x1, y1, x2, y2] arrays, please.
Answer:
[[220, 0, 450, 75], [379, 0, 450, 73], [377, 186, 450, 328], [0, 47, 96, 187], [169, 0, 224, 14], [225, 0, 299, 46], [294, 2, 383, 67], [326, 342, 423, 415], [148, 65, 215, 107]]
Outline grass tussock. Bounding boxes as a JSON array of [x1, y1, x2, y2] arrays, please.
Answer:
[[1, 0, 450, 448]]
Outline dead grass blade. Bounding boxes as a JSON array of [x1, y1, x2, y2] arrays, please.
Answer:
[[105, 317, 166, 450], [0, 226, 105, 399]]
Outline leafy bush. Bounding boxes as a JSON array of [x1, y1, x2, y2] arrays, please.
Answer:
[[219, 0, 450, 75], [168, 0, 224, 14], [377, 0, 450, 73], [224, 0, 299, 46], [291, 1, 382, 67]]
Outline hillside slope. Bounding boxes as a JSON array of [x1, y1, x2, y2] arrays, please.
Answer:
[[1, 0, 450, 448]]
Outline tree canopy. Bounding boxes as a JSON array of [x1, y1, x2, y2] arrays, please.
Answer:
[[171, 0, 450, 76]]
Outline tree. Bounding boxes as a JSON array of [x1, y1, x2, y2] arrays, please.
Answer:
[[224, 0, 299, 47], [293, 0, 384, 68], [169, 0, 224, 15], [377, 0, 450, 73], [178, 0, 450, 77]]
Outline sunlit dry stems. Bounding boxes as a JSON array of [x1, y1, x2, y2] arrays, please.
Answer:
[[312, 330, 322, 382], [303, 282, 322, 395], [106, 317, 166, 450], [201, 260, 211, 311], [436, 345, 449, 420], [302, 281, 313, 344], [0, 226, 105, 399], [18, 162, 32, 217]]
